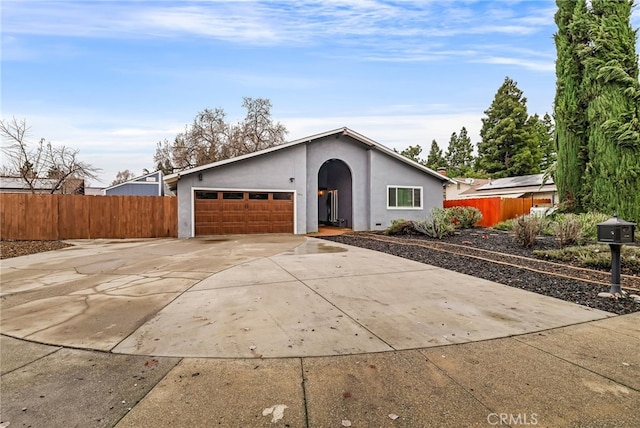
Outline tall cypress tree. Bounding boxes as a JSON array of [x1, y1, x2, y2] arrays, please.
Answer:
[[582, 0, 640, 221], [553, 0, 589, 211]]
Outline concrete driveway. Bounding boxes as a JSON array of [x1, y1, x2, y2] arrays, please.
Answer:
[[1, 235, 614, 357], [2, 235, 639, 428]]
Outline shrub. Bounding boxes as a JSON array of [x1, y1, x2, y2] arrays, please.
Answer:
[[552, 213, 582, 246], [575, 212, 610, 243], [385, 219, 416, 235], [534, 244, 640, 273], [413, 207, 455, 239], [513, 215, 546, 248], [446, 206, 483, 229]]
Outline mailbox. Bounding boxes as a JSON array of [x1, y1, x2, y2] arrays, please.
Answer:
[[597, 215, 635, 244], [597, 215, 636, 296]]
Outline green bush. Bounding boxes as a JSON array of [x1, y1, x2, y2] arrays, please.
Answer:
[[575, 212, 610, 243], [385, 219, 416, 235], [513, 215, 546, 248], [413, 207, 455, 239], [446, 206, 483, 229]]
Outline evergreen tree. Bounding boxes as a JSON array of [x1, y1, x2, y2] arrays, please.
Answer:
[[581, 0, 640, 221], [398, 144, 427, 165], [445, 127, 474, 176], [475, 77, 541, 178], [529, 113, 556, 172], [425, 139, 446, 170], [554, 0, 589, 211]]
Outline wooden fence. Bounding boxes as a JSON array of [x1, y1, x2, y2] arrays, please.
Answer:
[[444, 197, 551, 227], [0, 193, 177, 240]]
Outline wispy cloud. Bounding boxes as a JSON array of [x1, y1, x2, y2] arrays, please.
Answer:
[[3, 0, 557, 69], [474, 56, 555, 72]]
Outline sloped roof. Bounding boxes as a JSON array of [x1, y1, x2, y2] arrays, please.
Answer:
[[165, 127, 453, 187], [475, 173, 553, 191], [103, 170, 163, 192], [450, 177, 491, 187], [459, 183, 557, 198], [455, 173, 557, 198], [0, 176, 59, 191]]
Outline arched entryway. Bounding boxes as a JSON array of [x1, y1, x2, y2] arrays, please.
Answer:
[[318, 159, 353, 228]]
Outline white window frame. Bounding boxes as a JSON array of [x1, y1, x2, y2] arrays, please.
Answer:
[[387, 185, 423, 210]]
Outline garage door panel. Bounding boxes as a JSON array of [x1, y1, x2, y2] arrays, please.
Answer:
[[196, 225, 223, 235], [245, 223, 272, 234], [195, 191, 293, 235], [246, 212, 271, 221]]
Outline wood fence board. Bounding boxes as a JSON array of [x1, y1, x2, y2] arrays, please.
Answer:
[[58, 195, 91, 239], [444, 197, 501, 227], [1, 194, 28, 240], [0, 193, 177, 240], [445, 197, 553, 227]]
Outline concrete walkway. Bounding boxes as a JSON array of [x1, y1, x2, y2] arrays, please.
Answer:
[[1, 235, 638, 427]]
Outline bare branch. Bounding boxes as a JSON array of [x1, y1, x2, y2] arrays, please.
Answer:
[[1, 117, 100, 194], [153, 98, 288, 173]]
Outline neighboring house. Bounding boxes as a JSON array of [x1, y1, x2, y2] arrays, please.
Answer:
[[165, 127, 452, 237], [104, 171, 169, 196], [84, 187, 105, 196], [445, 177, 491, 201], [0, 176, 85, 194], [450, 173, 557, 206]]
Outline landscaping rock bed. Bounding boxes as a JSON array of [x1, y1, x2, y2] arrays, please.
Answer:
[[0, 240, 73, 259], [321, 229, 639, 315]]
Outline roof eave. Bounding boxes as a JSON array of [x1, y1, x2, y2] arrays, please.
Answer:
[[161, 126, 453, 184]]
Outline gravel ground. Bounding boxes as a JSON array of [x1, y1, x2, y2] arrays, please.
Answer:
[[322, 229, 639, 315], [0, 240, 73, 259]]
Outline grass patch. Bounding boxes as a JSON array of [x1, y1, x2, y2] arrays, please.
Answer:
[[493, 219, 515, 231]]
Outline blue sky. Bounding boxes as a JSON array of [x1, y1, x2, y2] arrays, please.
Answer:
[[2, 1, 639, 185]]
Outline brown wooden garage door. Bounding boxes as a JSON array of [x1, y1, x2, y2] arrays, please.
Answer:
[[194, 190, 294, 235]]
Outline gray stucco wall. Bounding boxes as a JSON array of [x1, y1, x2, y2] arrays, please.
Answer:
[[174, 134, 445, 237], [305, 135, 370, 233], [368, 150, 444, 230], [176, 144, 306, 238]]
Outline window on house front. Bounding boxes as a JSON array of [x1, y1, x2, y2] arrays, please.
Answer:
[[387, 186, 422, 209]]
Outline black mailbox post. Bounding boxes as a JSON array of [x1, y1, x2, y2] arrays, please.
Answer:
[[597, 215, 636, 295]]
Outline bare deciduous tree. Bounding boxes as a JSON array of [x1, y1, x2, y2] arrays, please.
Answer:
[[110, 169, 136, 186], [154, 98, 287, 174], [1, 117, 100, 194]]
